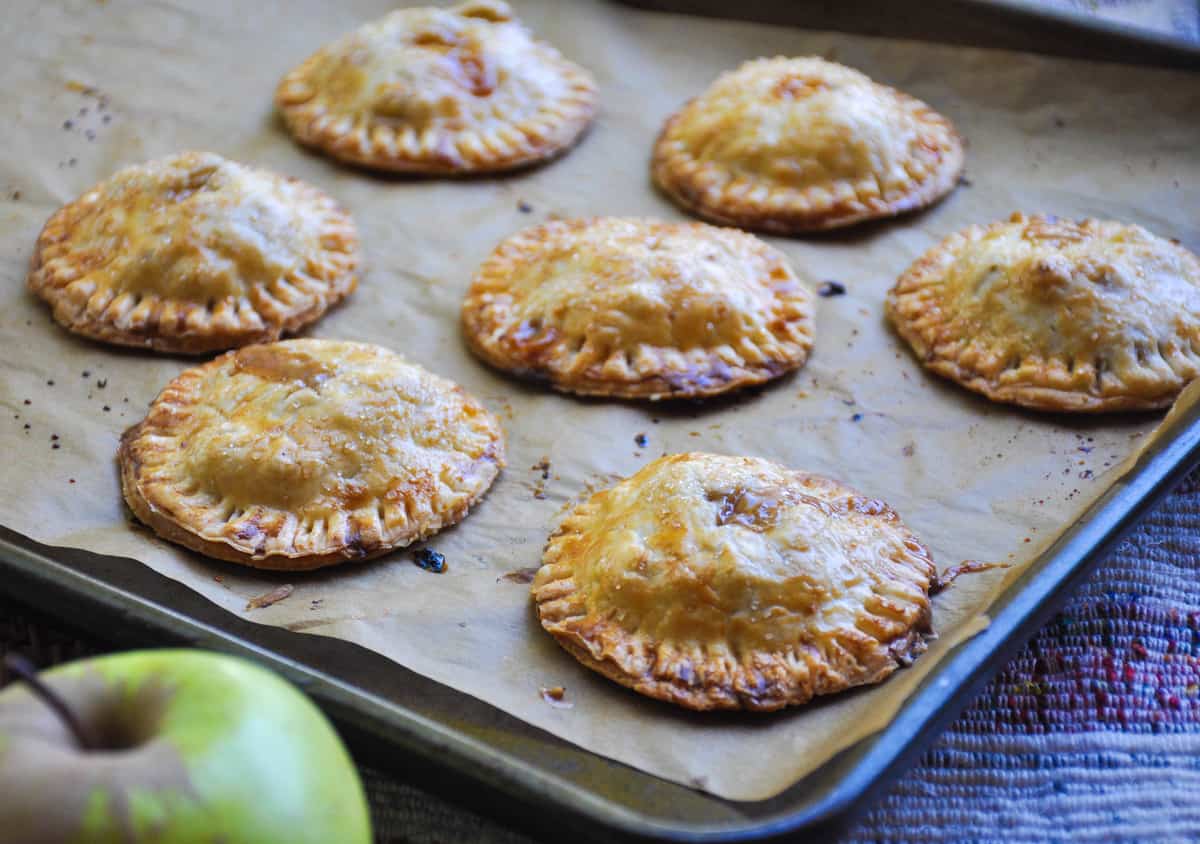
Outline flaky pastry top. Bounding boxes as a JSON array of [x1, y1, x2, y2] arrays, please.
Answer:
[[462, 218, 814, 399], [534, 453, 936, 710], [275, 0, 596, 173], [652, 57, 964, 232], [28, 151, 358, 353], [120, 339, 504, 567], [887, 213, 1200, 412]]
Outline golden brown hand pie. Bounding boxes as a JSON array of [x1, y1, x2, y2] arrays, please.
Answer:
[[887, 213, 1200, 412], [119, 339, 505, 570], [28, 151, 359, 355], [461, 217, 815, 399], [533, 453, 936, 711], [275, 0, 596, 174], [652, 57, 965, 234]]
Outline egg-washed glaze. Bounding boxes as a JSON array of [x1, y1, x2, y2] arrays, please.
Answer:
[[533, 453, 936, 711], [275, 0, 596, 174], [461, 217, 815, 399], [119, 339, 505, 570], [27, 151, 359, 354], [652, 57, 964, 233], [887, 213, 1200, 412]]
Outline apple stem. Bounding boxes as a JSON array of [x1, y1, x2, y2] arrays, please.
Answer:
[[2, 653, 96, 751]]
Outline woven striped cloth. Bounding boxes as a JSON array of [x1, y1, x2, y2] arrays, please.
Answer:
[[3, 474, 1199, 842], [843, 471, 1200, 843]]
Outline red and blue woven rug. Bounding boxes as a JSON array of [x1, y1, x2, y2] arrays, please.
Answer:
[[841, 472, 1200, 842]]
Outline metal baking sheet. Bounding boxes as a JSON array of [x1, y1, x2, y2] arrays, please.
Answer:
[[2, 1, 1198, 840], [967, 0, 1200, 56], [4, 398, 1199, 842], [618, 0, 1200, 67]]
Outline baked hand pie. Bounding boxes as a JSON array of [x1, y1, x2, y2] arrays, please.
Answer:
[[887, 213, 1200, 412], [652, 57, 965, 234], [533, 453, 936, 711], [275, 0, 596, 174], [28, 151, 359, 355], [119, 339, 505, 570], [461, 217, 815, 399]]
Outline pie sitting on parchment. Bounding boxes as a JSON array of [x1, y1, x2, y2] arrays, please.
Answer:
[[28, 151, 359, 355], [119, 339, 505, 571], [532, 453, 937, 711], [275, 0, 597, 174], [887, 213, 1200, 412], [652, 57, 965, 234], [461, 217, 815, 400]]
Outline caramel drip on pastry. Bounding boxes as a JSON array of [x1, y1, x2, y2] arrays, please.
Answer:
[[231, 345, 335, 389]]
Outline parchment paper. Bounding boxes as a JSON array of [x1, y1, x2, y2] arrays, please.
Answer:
[[1, 0, 1197, 802]]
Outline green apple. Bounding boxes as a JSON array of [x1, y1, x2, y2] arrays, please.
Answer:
[[0, 649, 372, 843]]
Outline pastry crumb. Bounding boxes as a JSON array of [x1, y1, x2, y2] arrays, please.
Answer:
[[499, 566, 539, 584], [540, 686, 573, 709], [246, 583, 294, 610]]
